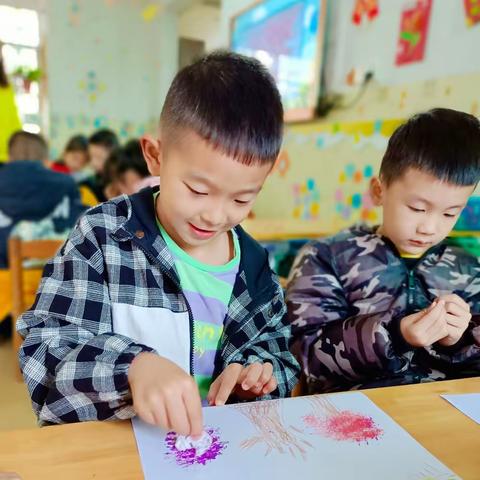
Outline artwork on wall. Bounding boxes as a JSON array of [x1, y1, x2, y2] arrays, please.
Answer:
[[271, 150, 292, 178], [335, 163, 378, 224], [292, 178, 320, 220], [78, 70, 106, 104], [132, 392, 459, 479], [141, 4, 162, 22], [463, 0, 480, 26], [351, 0, 379, 26], [395, 0, 432, 66], [68, 0, 81, 27]]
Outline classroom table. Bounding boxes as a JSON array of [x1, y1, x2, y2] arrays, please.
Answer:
[[0, 377, 479, 479]]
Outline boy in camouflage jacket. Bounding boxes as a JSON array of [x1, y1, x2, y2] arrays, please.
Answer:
[[287, 108, 480, 393]]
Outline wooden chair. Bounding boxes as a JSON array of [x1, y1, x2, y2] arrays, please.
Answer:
[[8, 237, 64, 365]]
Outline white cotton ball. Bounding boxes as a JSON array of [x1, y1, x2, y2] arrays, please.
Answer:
[[175, 430, 212, 456]]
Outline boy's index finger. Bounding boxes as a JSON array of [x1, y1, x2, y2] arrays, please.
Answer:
[[183, 389, 203, 438], [214, 364, 242, 406]]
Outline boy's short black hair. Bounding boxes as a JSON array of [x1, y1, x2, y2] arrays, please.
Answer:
[[160, 50, 284, 165], [116, 139, 149, 179], [380, 108, 480, 186], [8, 130, 48, 162], [65, 134, 88, 153], [88, 129, 119, 150]]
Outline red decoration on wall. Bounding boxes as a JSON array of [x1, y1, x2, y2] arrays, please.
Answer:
[[464, 0, 480, 26], [352, 0, 379, 25], [395, 0, 432, 66]]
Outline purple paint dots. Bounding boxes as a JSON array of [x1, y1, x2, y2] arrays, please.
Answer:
[[164, 428, 228, 467]]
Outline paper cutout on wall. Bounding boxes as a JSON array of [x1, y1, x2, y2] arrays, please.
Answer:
[[142, 4, 162, 22], [395, 0, 432, 66], [464, 0, 480, 26], [455, 196, 480, 230], [68, 0, 81, 27], [271, 150, 291, 177], [292, 178, 320, 221], [352, 0, 379, 25], [335, 164, 377, 223], [79, 71, 107, 104], [286, 119, 403, 149]]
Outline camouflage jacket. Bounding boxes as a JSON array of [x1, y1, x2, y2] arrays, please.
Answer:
[[286, 225, 480, 393]]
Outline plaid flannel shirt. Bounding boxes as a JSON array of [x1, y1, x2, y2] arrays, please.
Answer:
[[17, 187, 299, 425]]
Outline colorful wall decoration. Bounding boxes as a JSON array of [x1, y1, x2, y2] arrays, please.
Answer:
[[395, 0, 432, 66], [464, 0, 480, 26], [351, 0, 379, 26], [335, 164, 377, 224], [292, 178, 320, 220], [78, 70, 107, 105], [46, 0, 174, 155], [253, 118, 404, 230]]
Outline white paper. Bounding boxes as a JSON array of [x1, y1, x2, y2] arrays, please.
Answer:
[[441, 393, 480, 425], [132, 392, 460, 480]]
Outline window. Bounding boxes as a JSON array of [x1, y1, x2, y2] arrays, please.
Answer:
[[0, 4, 42, 133]]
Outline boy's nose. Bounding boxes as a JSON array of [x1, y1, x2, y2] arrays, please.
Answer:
[[201, 207, 226, 227], [417, 219, 436, 235]]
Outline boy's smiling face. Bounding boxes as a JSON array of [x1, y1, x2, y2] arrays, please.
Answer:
[[371, 168, 474, 255], [143, 128, 272, 256]]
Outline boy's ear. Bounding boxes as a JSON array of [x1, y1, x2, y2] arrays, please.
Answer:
[[369, 176, 384, 206], [140, 135, 162, 176]]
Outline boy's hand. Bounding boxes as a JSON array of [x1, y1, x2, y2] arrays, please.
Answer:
[[436, 294, 471, 346], [400, 300, 448, 347], [128, 352, 203, 437], [207, 362, 277, 406]]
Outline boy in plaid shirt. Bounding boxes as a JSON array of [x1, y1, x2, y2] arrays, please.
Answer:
[[18, 52, 299, 436]]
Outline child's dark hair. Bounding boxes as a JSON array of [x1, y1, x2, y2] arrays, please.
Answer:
[[8, 130, 48, 161], [380, 108, 480, 186], [116, 139, 149, 179], [88, 129, 119, 150], [65, 134, 88, 153], [160, 50, 284, 165]]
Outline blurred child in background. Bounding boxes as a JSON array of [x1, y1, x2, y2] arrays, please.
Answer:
[[115, 139, 159, 195], [88, 129, 119, 201]]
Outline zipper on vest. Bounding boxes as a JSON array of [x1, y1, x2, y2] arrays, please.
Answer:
[[131, 238, 195, 376]]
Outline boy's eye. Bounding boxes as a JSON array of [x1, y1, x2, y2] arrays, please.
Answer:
[[408, 206, 425, 213], [444, 213, 457, 218], [186, 184, 207, 196], [235, 199, 250, 205]]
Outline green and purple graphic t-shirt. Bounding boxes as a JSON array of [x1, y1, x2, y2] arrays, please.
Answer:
[[157, 219, 240, 402]]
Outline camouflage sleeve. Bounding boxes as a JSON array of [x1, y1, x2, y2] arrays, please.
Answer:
[[430, 254, 480, 365], [286, 241, 409, 391]]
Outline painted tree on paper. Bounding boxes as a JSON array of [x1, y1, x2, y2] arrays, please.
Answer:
[[235, 400, 313, 459]]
